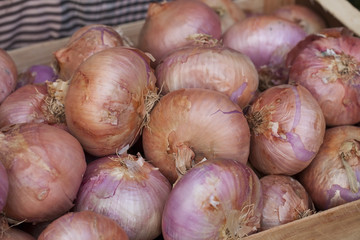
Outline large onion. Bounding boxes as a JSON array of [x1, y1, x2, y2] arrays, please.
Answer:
[[0, 160, 8, 212], [0, 48, 17, 104], [142, 88, 251, 183], [246, 84, 326, 175], [0, 123, 86, 223], [162, 159, 262, 239]]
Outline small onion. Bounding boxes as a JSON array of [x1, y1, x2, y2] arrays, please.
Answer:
[[246, 84, 326, 175], [0, 123, 86, 222], [298, 125, 360, 210], [142, 88, 251, 183], [37, 211, 129, 240], [0, 48, 17, 104], [0, 161, 9, 212], [162, 159, 262, 239], [74, 153, 171, 240], [16, 65, 57, 89], [260, 174, 314, 231]]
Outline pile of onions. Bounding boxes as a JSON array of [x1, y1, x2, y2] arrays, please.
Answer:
[[0, 123, 86, 223], [138, 0, 222, 65], [37, 211, 129, 240], [16, 65, 57, 89], [246, 84, 326, 175], [155, 35, 259, 108], [65, 46, 157, 157], [287, 28, 360, 126], [54, 24, 124, 81], [162, 159, 262, 239], [298, 125, 360, 210], [74, 153, 171, 240], [0, 161, 8, 212], [0, 48, 17, 104], [222, 15, 306, 91], [260, 174, 314, 231], [142, 88, 250, 183]]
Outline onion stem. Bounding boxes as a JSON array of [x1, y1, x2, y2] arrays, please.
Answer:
[[340, 151, 359, 193], [174, 144, 195, 176]]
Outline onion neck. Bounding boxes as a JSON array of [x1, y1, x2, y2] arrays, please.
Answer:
[[44, 80, 69, 124], [174, 143, 195, 177], [339, 140, 360, 193]]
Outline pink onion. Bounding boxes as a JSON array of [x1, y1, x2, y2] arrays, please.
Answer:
[[0, 161, 8, 212], [298, 125, 360, 210], [162, 159, 262, 239], [246, 84, 326, 175], [0, 48, 17, 104], [74, 153, 171, 240], [16, 65, 57, 89], [37, 211, 129, 240], [138, 0, 222, 65], [65, 46, 157, 157], [222, 15, 306, 91], [155, 36, 259, 108], [0, 123, 86, 223], [142, 88, 251, 183]]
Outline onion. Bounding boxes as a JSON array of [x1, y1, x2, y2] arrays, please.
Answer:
[[0, 161, 8, 212], [0, 48, 17, 104], [142, 88, 251, 183], [222, 15, 306, 91], [37, 211, 129, 240], [298, 125, 360, 210], [138, 0, 222, 65], [54, 24, 124, 81], [16, 65, 57, 89], [260, 174, 314, 231], [74, 153, 171, 240], [287, 28, 360, 126], [246, 84, 326, 175], [0, 123, 86, 223], [65, 46, 157, 157], [155, 35, 259, 108], [162, 159, 262, 239], [1, 217, 35, 240]]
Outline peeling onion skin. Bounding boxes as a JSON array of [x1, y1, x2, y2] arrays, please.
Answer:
[[37, 211, 129, 240], [65, 46, 157, 157], [0, 48, 17, 104], [0, 161, 8, 212], [142, 88, 251, 184], [298, 125, 360, 210], [162, 159, 262, 239], [0, 123, 87, 223], [74, 154, 171, 240], [260, 175, 314, 231], [247, 84, 326, 176]]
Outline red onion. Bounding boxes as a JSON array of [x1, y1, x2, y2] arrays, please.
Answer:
[[142, 88, 251, 183], [162, 159, 262, 239], [54, 24, 124, 81], [0, 123, 86, 223], [74, 153, 171, 240], [16, 65, 57, 89], [260, 174, 314, 231], [246, 84, 326, 175], [0, 48, 17, 104], [287, 28, 360, 126], [1, 217, 35, 240], [0, 161, 8, 212], [155, 36, 259, 108], [65, 46, 157, 157], [298, 125, 360, 210], [138, 0, 222, 65], [37, 211, 129, 240], [222, 15, 306, 91]]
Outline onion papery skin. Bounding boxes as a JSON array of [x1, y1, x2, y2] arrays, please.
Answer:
[[142, 88, 251, 183], [287, 29, 360, 126], [222, 15, 306, 91], [155, 40, 259, 108], [74, 154, 171, 240], [162, 159, 262, 239], [138, 0, 222, 65], [0, 161, 8, 212], [0, 49, 17, 104], [247, 84, 326, 176], [0, 123, 86, 222], [37, 211, 129, 240], [54, 24, 124, 81], [260, 174, 313, 231], [65, 46, 157, 157], [298, 125, 360, 210], [17, 65, 57, 89]]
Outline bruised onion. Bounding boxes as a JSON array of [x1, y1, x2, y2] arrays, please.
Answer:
[[16, 65, 57, 89], [298, 125, 360, 210], [162, 159, 262, 239], [142, 88, 250, 183], [0, 48, 17, 104], [0, 123, 86, 222], [246, 84, 326, 175], [37, 211, 129, 240], [65, 46, 157, 157], [74, 153, 171, 240], [0, 161, 8, 212]]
